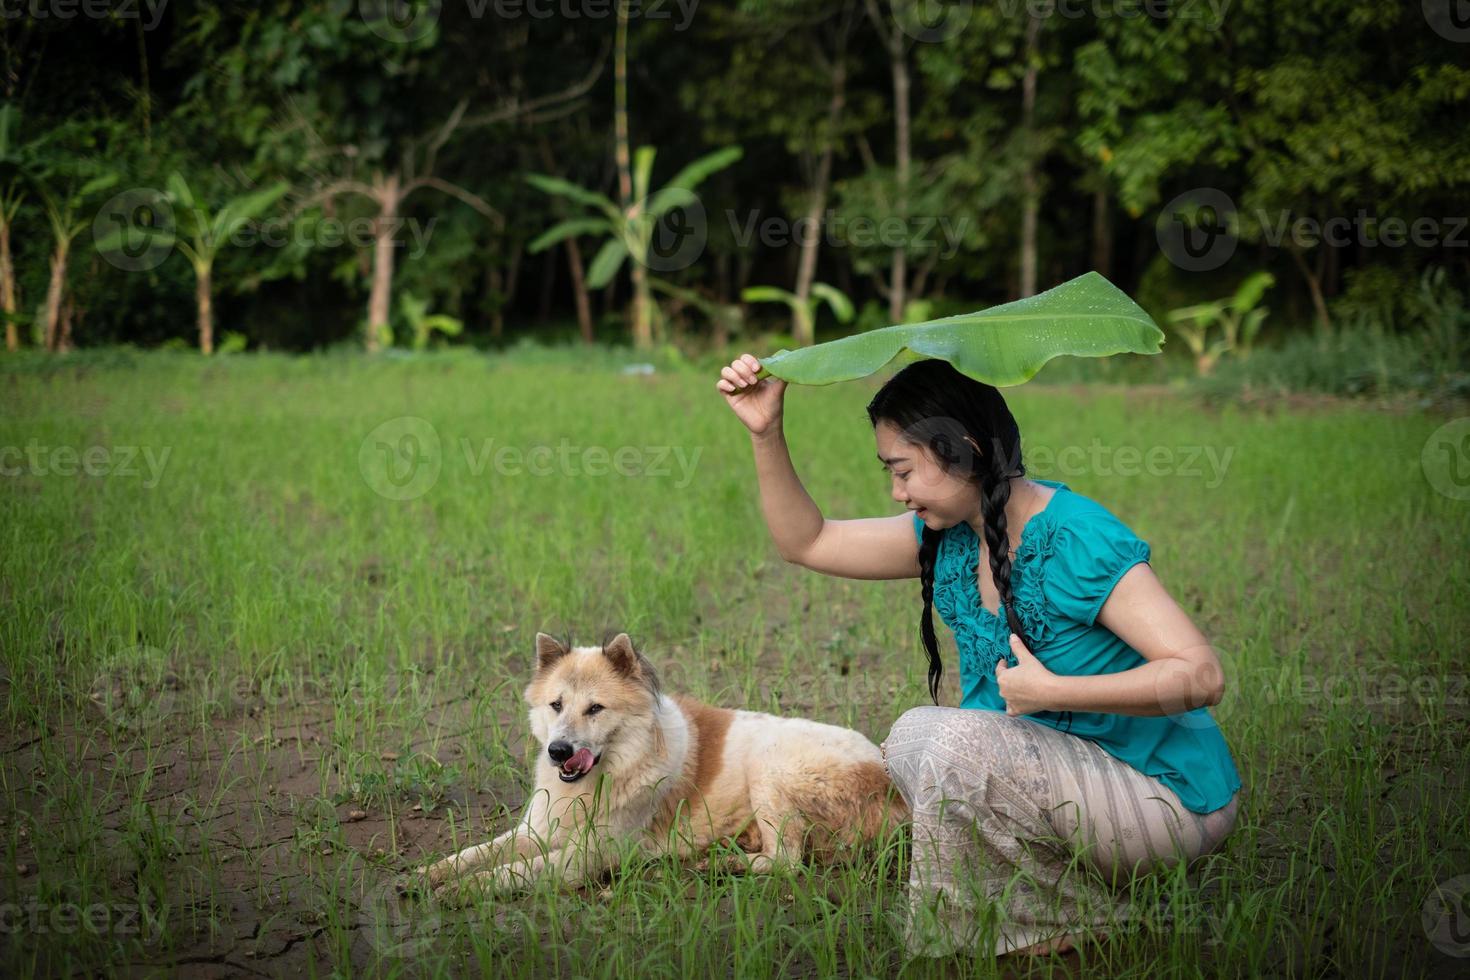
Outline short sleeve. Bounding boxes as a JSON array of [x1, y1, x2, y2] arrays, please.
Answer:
[[912, 511, 924, 543], [1045, 515, 1151, 626]]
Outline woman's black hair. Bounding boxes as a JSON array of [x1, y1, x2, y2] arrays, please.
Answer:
[[866, 358, 1033, 705]]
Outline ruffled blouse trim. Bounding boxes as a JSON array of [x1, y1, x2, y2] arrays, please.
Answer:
[[931, 511, 1063, 676]]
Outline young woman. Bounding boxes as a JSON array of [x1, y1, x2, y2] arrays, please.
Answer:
[[716, 352, 1242, 960]]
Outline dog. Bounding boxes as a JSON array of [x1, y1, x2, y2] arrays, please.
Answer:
[[420, 632, 908, 895]]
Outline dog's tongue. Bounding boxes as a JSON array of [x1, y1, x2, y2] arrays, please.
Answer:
[[566, 747, 595, 774]]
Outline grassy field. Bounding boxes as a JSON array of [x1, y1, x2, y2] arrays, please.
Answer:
[[2, 345, 1467, 978]]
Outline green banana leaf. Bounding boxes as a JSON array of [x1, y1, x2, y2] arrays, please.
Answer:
[[754, 272, 1165, 387]]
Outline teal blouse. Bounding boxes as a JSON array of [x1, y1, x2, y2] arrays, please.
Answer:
[[912, 479, 1241, 815]]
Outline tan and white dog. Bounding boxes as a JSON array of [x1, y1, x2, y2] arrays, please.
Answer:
[[421, 632, 908, 895]]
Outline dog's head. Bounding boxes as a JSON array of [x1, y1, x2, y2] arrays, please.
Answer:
[[524, 632, 661, 784]]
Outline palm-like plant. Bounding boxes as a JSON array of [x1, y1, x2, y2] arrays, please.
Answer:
[[37, 171, 119, 352], [0, 102, 31, 352], [98, 172, 289, 354], [741, 282, 855, 348], [397, 290, 464, 351], [525, 144, 742, 349], [1166, 272, 1275, 376]]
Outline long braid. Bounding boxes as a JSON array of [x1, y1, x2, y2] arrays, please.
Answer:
[[978, 435, 1032, 659], [916, 527, 944, 704]]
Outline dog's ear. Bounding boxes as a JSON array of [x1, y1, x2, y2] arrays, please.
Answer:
[[535, 632, 569, 673], [602, 633, 661, 697], [602, 633, 639, 677]]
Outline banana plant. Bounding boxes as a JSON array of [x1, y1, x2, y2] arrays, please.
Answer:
[[752, 271, 1165, 387], [1166, 271, 1275, 376], [0, 102, 31, 352], [37, 171, 119, 352], [97, 172, 288, 355], [397, 290, 463, 351], [741, 282, 854, 348], [525, 144, 742, 349]]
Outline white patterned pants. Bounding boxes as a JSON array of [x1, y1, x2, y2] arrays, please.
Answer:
[[880, 705, 1239, 958]]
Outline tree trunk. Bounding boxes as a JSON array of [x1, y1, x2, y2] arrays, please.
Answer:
[[1090, 184, 1112, 279], [197, 263, 214, 355], [566, 237, 594, 344], [57, 292, 75, 352], [537, 246, 556, 323], [634, 270, 654, 345], [1018, 13, 1042, 298], [366, 174, 401, 353], [486, 265, 504, 341], [1288, 244, 1331, 336], [614, 0, 650, 349], [43, 241, 69, 353], [889, 42, 910, 322], [1, 220, 16, 352], [793, 58, 847, 346]]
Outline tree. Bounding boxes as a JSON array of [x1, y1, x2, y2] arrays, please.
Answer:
[[29, 119, 120, 352], [97, 173, 289, 355], [0, 103, 33, 352], [525, 144, 743, 348]]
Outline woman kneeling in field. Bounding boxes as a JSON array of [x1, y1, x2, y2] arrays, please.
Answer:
[[716, 353, 1242, 959]]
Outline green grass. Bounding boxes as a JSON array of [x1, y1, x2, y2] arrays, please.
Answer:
[[2, 346, 1468, 977]]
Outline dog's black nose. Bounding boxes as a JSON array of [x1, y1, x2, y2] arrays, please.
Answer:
[[547, 740, 574, 764]]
